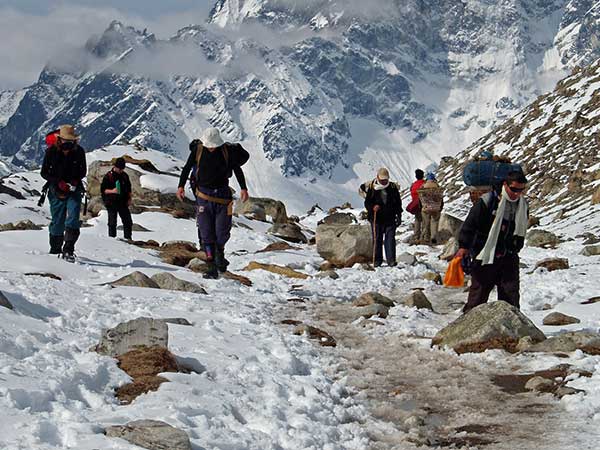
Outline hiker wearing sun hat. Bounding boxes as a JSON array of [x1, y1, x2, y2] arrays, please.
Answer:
[[41, 124, 87, 262], [177, 128, 250, 278], [363, 167, 403, 267]]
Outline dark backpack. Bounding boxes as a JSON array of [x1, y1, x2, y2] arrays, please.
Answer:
[[189, 141, 249, 191]]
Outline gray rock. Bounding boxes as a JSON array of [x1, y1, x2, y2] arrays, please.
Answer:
[[353, 292, 395, 308], [105, 419, 192, 450], [150, 273, 207, 294], [542, 312, 580, 326], [437, 213, 464, 240], [352, 304, 389, 320], [397, 252, 417, 266], [525, 331, 600, 354], [422, 271, 443, 285], [317, 212, 357, 226], [293, 324, 336, 347], [526, 229, 562, 248], [235, 197, 287, 223], [238, 202, 267, 221], [525, 376, 555, 393], [555, 386, 584, 397], [316, 224, 373, 268], [581, 245, 600, 256], [401, 290, 433, 310], [186, 258, 211, 274], [161, 318, 193, 326], [0, 291, 13, 310], [0, 219, 43, 232], [535, 258, 569, 272], [267, 222, 308, 243], [439, 237, 459, 261], [94, 317, 169, 357], [118, 223, 151, 232], [431, 301, 546, 354], [109, 271, 160, 289], [315, 270, 339, 280]]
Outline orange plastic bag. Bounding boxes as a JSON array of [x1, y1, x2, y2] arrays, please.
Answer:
[[443, 256, 464, 287]]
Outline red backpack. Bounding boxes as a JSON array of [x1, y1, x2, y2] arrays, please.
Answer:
[[45, 129, 60, 148]]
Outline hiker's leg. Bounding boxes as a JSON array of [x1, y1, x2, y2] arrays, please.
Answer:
[[431, 212, 440, 243], [196, 197, 216, 259], [64, 191, 82, 231], [463, 262, 495, 313], [372, 222, 384, 266], [497, 254, 520, 309], [413, 211, 422, 242], [48, 188, 68, 238], [49, 234, 63, 254], [107, 206, 118, 237], [118, 205, 133, 240], [422, 212, 432, 242], [214, 202, 232, 272], [384, 224, 397, 265], [62, 227, 80, 255]]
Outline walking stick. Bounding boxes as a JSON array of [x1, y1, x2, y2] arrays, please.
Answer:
[[372, 209, 378, 266]]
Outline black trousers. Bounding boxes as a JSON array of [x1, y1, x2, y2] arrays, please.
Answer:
[[463, 253, 520, 313], [107, 204, 133, 239], [372, 222, 397, 265]]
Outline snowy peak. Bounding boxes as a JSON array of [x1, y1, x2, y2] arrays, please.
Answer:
[[85, 20, 155, 60]]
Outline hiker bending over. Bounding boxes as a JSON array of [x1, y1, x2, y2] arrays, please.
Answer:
[[456, 171, 529, 313], [177, 128, 250, 279], [101, 157, 133, 240], [417, 172, 444, 244], [363, 168, 403, 267], [40, 125, 87, 262], [406, 169, 425, 244]]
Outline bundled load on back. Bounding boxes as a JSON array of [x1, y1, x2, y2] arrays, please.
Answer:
[[462, 151, 523, 204]]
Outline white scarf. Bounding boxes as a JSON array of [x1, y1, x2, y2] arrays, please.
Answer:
[[476, 185, 528, 265], [373, 178, 388, 191]]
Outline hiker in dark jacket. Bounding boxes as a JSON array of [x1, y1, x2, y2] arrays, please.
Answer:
[[364, 168, 403, 267], [101, 157, 133, 240], [176, 128, 250, 278], [408, 169, 425, 244], [40, 124, 87, 262], [456, 171, 529, 313]]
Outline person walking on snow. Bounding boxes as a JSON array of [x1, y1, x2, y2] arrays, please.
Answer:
[[407, 169, 425, 244], [456, 171, 529, 314], [417, 172, 444, 244], [41, 124, 87, 262], [101, 157, 133, 240], [364, 168, 403, 267], [177, 128, 250, 279]]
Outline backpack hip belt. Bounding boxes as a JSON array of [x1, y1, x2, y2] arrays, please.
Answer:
[[195, 189, 234, 215]]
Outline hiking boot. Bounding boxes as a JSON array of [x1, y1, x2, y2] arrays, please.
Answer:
[[374, 261, 382, 268], [203, 261, 219, 279], [49, 234, 63, 254], [62, 228, 80, 255], [215, 247, 229, 273], [388, 261, 397, 267], [61, 252, 76, 263]]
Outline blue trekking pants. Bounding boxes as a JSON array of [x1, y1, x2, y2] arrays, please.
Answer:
[[48, 186, 82, 236], [196, 186, 232, 258]]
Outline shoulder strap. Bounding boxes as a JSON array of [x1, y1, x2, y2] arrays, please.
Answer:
[[221, 145, 229, 165], [194, 142, 204, 168]]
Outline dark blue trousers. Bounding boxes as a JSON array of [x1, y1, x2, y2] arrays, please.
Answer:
[[196, 186, 232, 259], [48, 186, 82, 236], [372, 222, 397, 265]]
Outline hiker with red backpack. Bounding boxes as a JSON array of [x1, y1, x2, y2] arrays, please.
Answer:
[[101, 157, 133, 240], [40, 125, 87, 262], [406, 169, 425, 244], [363, 168, 403, 267], [176, 128, 250, 279]]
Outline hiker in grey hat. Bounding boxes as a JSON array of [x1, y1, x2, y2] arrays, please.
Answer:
[[177, 128, 250, 278]]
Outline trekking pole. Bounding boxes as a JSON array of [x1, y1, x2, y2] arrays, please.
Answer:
[[372, 209, 378, 266]]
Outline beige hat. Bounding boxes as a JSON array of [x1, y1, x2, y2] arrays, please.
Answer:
[[200, 127, 224, 148], [377, 167, 390, 180], [58, 124, 80, 141]]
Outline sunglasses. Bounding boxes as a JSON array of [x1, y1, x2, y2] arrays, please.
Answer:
[[508, 186, 525, 193]]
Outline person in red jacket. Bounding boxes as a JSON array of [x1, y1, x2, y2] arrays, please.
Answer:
[[408, 169, 425, 243]]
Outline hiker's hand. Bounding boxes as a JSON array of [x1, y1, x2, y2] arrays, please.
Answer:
[[127, 197, 132, 206], [373, 205, 381, 212], [455, 248, 469, 259], [240, 189, 249, 202], [176, 187, 185, 201], [105, 188, 118, 194]]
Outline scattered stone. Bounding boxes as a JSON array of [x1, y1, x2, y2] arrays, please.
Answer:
[[24, 272, 62, 280], [317, 212, 357, 226], [235, 197, 287, 223], [593, 185, 600, 205], [361, 263, 375, 271], [109, 271, 160, 289], [160, 240, 198, 252], [315, 270, 339, 280], [150, 273, 207, 294], [581, 296, 600, 305], [127, 239, 161, 249], [221, 271, 253, 286], [555, 386, 585, 398], [186, 258, 210, 274], [528, 216, 540, 228], [0, 219, 43, 232], [524, 331, 600, 355], [401, 290, 433, 310], [524, 376, 555, 393], [267, 222, 307, 243], [542, 312, 580, 326], [353, 292, 395, 308], [352, 304, 389, 320], [257, 241, 300, 253], [0, 291, 13, 310], [579, 233, 600, 245], [293, 324, 336, 347], [243, 261, 309, 279], [161, 318, 193, 326], [423, 271, 443, 284], [437, 214, 464, 240], [581, 245, 600, 256], [281, 319, 303, 326], [117, 223, 151, 232], [526, 229, 562, 248], [316, 224, 372, 268], [319, 261, 335, 271], [397, 252, 417, 266], [287, 298, 307, 303], [535, 258, 569, 272], [439, 237, 459, 261], [431, 301, 546, 354], [94, 317, 168, 357], [541, 303, 553, 310], [105, 419, 192, 450]]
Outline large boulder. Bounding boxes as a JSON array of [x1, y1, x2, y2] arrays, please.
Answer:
[[150, 273, 207, 294], [105, 420, 192, 450], [431, 301, 546, 354], [267, 222, 307, 243], [437, 213, 464, 241], [94, 317, 169, 357], [316, 224, 373, 268], [526, 229, 562, 248], [317, 212, 357, 226], [235, 197, 287, 223]]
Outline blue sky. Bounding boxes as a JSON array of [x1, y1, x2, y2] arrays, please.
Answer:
[[0, 0, 213, 90]]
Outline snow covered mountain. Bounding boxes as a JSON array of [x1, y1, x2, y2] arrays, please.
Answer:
[[1, 1, 600, 211], [438, 57, 600, 236]]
